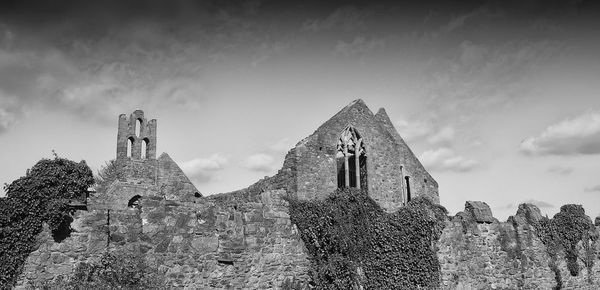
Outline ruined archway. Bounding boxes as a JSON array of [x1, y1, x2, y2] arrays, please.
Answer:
[[336, 126, 367, 189], [128, 195, 142, 209]]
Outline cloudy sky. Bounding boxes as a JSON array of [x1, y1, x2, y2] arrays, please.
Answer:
[[1, 0, 599, 220]]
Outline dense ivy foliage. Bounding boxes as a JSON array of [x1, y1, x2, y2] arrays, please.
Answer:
[[286, 188, 447, 289], [33, 250, 167, 289], [533, 204, 598, 289], [0, 157, 94, 288]]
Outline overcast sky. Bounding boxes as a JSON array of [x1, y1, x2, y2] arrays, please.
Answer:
[[1, 0, 599, 220]]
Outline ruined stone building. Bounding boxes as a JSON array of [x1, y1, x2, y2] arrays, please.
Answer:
[[291, 99, 438, 210], [16, 99, 438, 288], [16, 100, 600, 289]]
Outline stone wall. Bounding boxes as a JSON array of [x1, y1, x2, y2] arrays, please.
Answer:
[[294, 99, 439, 213], [117, 110, 157, 160], [16, 157, 309, 289], [156, 153, 199, 201], [438, 202, 600, 290], [374, 108, 439, 203], [140, 189, 309, 289], [15, 102, 443, 288]]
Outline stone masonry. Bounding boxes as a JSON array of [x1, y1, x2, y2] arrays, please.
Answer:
[[15, 100, 599, 289], [438, 202, 600, 290]]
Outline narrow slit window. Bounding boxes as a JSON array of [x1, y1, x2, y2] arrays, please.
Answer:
[[405, 176, 411, 203]]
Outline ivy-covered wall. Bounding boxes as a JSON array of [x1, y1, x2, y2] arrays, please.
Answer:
[[438, 202, 600, 290], [287, 189, 447, 289], [15, 152, 309, 289]]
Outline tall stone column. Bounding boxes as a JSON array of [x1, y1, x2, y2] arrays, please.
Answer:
[[355, 139, 362, 189], [344, 145, 350, 188]]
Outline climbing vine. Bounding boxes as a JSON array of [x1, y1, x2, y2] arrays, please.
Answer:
[[533, 204, 598, 289], [32, 250, 167, 289], [286, 188, 447, 289], [0, 156, 94, 288]]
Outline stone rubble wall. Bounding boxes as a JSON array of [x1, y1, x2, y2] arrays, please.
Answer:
[[16, 157, 309, 289], [438, 202, 600, 290], [140, 189, 309, 289]]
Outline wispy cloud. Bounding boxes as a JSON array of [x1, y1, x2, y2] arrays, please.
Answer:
[[547, 166, 573, 175], [520, 110, 600, 156], [0, 1, 299, 134], [334, 36, 385, 57], [394, 119, 433, 142], [499, 199, 554, 211], [584, 185, 600, 193], [440, 8, 496, 33], [301, 6, 367, 32], [395, 119, 455, 146], [421, 38, 565, 128], [180, 153, 228, 183], [243, 153, 276, 173], [427, 126, 455, 145], [0, 93, 24, 133], [419, 147, 479, 172]]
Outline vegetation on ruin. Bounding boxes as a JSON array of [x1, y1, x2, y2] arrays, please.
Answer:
[[94, 159, 126, 193], [286, 188, 447, 289], [33, 249, 167, 289], [0, 155, 94, 288], [533, 204, 598, 289]]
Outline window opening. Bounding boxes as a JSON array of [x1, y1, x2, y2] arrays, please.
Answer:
[[127, 137, 134, 158], [135, 119, 142, 137], [217, 259, 234, 266], [405, 176, 411, 203], [141, 138, 148, 159], [128, 195, 142, 209], [336, 126, 367, 189]]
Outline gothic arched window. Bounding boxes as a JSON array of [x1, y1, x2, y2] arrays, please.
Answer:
[[336, 126, 367, 189]]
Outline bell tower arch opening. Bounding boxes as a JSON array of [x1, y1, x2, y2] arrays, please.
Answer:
[[141, 138, 149, 159], [336, 126, 367, 190], [135, 119, 142, 137], [127, 137, 134, 158]]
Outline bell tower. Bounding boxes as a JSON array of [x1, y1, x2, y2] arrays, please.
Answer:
[[116, 110, 157, 160]]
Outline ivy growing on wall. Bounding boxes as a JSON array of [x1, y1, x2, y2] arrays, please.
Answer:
[[286, 188, 447, 289], [32, 249, 167, 289], [0, 156, 94, 288], [533, 204, 598, 289], [95, 159, 126, 193]]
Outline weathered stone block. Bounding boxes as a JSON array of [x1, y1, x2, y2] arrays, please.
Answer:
[[465, 201, 495, 223]]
